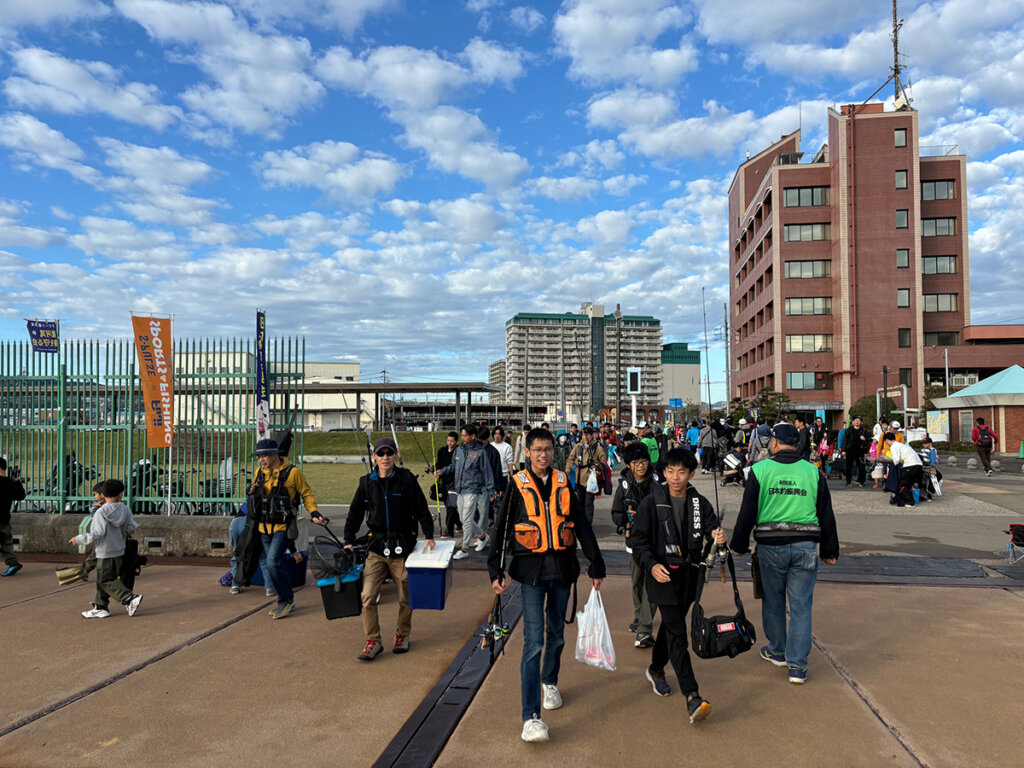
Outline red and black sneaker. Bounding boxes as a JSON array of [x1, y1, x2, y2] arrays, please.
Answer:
[[393, 634, 410, 654], [358, 637, 383, 661]]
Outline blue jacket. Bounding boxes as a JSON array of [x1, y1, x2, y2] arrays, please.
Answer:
[[685, 427, 700, 446], [441, 440, 496, 495]]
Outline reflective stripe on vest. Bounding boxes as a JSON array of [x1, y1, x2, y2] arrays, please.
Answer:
[[511, 470, 575, 553], [752, 458, 819, 526]]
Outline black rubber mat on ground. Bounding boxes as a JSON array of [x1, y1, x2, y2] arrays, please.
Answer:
[[988, 566, 1024, 581]]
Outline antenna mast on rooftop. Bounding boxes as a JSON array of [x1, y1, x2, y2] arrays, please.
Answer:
[[890, 0, 910, 106]]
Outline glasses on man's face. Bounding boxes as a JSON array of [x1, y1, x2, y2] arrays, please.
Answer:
[[529, 446, 554, 454], [375, 449, 395, 458], [629, 458, 649, 465]]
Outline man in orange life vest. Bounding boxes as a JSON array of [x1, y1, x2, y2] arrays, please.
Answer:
[[488, 427, 606, 743]]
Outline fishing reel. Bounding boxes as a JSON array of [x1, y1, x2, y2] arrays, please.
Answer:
[[480, 620, 511, 650], [703, 542, 730, 584]]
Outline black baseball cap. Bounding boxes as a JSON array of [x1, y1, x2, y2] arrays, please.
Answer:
[[771, 424, 800, 446]]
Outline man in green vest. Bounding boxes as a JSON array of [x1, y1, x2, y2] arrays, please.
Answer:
[[729, 423, 839, 685], [637, 421, 660, 466]]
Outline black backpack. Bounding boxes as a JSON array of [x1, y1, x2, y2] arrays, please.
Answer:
[[119, 538, 147, 591], [977, 427, 994, 448]]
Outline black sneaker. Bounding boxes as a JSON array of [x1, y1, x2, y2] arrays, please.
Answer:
[[686, 693, 711, 724], [645, 665, 671, 696], [634, 631, 655, 648], [628, 619, 639, 633]]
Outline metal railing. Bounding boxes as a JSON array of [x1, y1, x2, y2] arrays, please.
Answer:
[[0, 336, 304, 514]]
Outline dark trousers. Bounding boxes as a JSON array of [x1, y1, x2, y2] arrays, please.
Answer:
[[844, 453, 866, 485], [700, 447, 715, 471], [444, 505, 461, 537], [976, 446, 993, 472], [94, 556, 133, 609], [1, 520, 19, 567], [650, 602, 699, 697], [897, 466, 924, 506], [575, 485, 596, 527]]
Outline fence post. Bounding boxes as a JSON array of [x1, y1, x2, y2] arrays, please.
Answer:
[[127, 356, 135, 509], [57, 360, 67, 514]]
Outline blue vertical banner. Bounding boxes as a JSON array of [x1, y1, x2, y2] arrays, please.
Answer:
[[26, 319, 60, 353], [255, 309, 270, 440]]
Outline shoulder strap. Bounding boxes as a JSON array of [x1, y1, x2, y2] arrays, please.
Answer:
[[693, 550, 745, 617]]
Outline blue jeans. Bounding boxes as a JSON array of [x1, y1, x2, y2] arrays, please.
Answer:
[[520, 580, 571, 721], [260, 531, 293, 606], [229, 516, 271, 587], [758, 541, 818, 670]]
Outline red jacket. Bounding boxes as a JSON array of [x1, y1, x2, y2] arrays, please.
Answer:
[[971, 425, 998, 445]]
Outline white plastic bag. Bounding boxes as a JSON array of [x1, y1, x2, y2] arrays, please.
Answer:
[[574, 588, 616, 671], [585, 469, 599, 494]]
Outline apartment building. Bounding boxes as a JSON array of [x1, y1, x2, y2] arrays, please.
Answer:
[[729, 101, 1024, 426], [661, 343, 702, 405], [504, 303, 663, 419], [488, 359, 506, 403]]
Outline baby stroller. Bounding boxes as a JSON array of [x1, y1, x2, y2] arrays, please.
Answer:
[[721, 449, 746, 487]]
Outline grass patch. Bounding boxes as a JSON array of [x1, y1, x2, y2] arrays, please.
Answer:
[[301, 463, 447, 506]]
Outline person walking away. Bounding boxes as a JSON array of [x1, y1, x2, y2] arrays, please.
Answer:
[[514, 423, 530, 470], [69, 479, 142, 617], [488, 427, 605, 743], [629, 448, 728, 721], [730, 425, 839, 683], [883, 432, 923, 507], [565, 426, 606, 526], [340, 437, 435, 659], [747, 419, 772, 465], [245, 439, 321, 619], [972, 417, 998, 476], [610, 442, 662, 649], [842, 416, 870, 487], [437, 425, 495, 560], [685, 422, 700, 452], [0, 457, 26, 577], [434, 431, 460, 538], [697, 421, 715, 474], [636, 421, 660, 469]]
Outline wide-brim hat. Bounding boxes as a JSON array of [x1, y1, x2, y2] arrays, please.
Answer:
[[251, 439, 280, 456]]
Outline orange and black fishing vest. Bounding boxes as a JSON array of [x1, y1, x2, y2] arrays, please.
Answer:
[[510, 470, 576, 554]]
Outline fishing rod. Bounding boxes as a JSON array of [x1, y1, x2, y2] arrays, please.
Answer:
[[351, 408, 372, 476], [702, 287, 729, 584], [408, 427, 443, 532]]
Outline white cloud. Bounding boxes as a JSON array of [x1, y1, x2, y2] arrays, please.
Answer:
[[68, 216, 186, 262], [508, 6, 545, 35], [603, 173, 647, 195], [0, 0, 107, 29], [0, 112, 99, 182], [226, 0, 397, 34], [526, 175, 601, 201], [397, 106, 529, 189], [4, 48, 182, 130], [461, 38, 525, 85], [922, 114, 1018, 157], [116, 0, 324, 136], [0, 199, 64, 248], [554, 0, 697, 87], [256, 140, 405, 205], [253, 211, 366, 251], [576, 209, 634, 246]]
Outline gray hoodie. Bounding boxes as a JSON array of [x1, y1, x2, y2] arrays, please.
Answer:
[[77, 501, 138, 559]]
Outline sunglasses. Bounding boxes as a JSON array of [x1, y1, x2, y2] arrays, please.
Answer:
[[375, 449, 396, 457]]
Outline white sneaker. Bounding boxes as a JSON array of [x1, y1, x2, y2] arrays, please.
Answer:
[[266, 588, 277, 597], [474, 534, 491, 552], [542, 684, 562, 710], [125, 594, 143, 617], [82, 606, 110, 619], [521, 717, 549, 742], [453, 549, 470, 560]]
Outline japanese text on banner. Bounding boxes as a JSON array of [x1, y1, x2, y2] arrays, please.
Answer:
[[132, 316, 174, 449]]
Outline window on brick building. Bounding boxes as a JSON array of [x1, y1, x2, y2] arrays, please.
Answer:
[[896, 209, 909, 228], [783, 223, 831, 241], [896, 248, 909, 268], [922, 180, 954, 200], [922, 256, 956, 274], [899, 368, 912, 389], [895, 128, 907, 147], [923, 293, 958, 312], [784, 260, 831, 278], [895, 170, 908, 189], [898, 328, 911, 348], [897, 289, 910, 307], [924, 332, 959, 346], [783, 186, 830, 207], [785, 334, 833, 353], [922, 218, 956, 236], [786, 371, 832, 390], [784, 297, 832, 315]]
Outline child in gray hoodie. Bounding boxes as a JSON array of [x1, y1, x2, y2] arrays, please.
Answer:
[[70, 478, 142, 618]]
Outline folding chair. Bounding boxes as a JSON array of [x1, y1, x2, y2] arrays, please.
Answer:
[[1004, 524, 1024, 564]]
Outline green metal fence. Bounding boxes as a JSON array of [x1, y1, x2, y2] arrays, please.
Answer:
[[0, 336, 304, 514]]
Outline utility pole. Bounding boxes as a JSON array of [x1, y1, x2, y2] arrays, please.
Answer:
[[882, 365, 889, 420], [614, 304, 623, 429], [723, 302, 730, 419], [944, 348, 950, 397]]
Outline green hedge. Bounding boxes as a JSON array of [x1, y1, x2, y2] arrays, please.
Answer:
[[908, 440, 978, 453]]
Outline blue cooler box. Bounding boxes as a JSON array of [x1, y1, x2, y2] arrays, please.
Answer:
[[318, 565, 363, 620], [406, 540, 455, 610]]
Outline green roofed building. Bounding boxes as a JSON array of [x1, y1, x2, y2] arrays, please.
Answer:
[[504, 303, 663, 420]]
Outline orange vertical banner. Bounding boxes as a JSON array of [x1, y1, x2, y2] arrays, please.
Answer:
[[132, 315, 174, 449]]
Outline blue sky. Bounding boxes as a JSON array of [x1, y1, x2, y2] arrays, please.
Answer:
[[2, 0, 1024, 404]]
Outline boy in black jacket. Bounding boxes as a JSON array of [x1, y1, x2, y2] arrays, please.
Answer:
[[488, 427, 606, 743], [337, 437, 435, 661], [629, 447, 727, 723]]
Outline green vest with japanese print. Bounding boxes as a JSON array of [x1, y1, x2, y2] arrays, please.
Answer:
[[752, 457, 819, 525]]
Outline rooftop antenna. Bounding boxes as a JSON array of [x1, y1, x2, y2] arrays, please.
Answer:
[[890, 0, 910, 106]]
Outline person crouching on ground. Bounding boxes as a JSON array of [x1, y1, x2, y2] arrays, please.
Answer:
[[610, 441, 662, 649], [488, 427, 605, 743], [730, 424, 839, 684], [341, 437, 435, 661], [69, 479, 141, 618], [629, 448, 727, 723], [883, 432, 923, 507]]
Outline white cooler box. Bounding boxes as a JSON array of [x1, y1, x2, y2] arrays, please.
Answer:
[[405, 540, 455, 611]]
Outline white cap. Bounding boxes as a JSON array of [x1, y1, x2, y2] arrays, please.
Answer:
[[891, 420, 901, 428], [739, 418, 747, 425], [636, 420, 649, 429]]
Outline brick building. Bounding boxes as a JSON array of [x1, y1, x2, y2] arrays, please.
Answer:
[[729, 101, 1024, 426]]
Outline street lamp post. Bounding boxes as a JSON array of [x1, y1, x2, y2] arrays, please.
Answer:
[[614, 304, 623, 429]]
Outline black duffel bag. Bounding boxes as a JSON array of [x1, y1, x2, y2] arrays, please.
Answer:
[[690, 550, 756, 660]]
